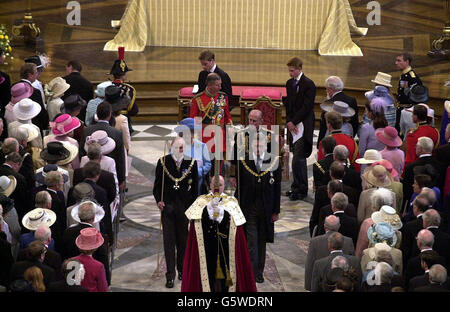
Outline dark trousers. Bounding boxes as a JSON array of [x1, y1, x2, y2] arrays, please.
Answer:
[[162, 206, 188, 280], [291, 138, 308, 195], [245, 214, 267, 278]]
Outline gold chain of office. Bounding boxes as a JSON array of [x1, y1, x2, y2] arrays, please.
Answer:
[[241, 156, 279, 183], [160, 157, 195, 189]]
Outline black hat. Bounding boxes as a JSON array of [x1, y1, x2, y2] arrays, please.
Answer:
[[406, 84, 429, 104], [109, 47, 132, 76], [35, 164, 69, 185], [40, 142, 70, 162], [105, 85, 130, 112], [62, 94, 87, 114], [0, 195, 14, 215], [24, 55, 42, 68]]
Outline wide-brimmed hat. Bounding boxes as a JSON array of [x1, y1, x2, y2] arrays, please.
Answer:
[[406, 84, 429, 104], [104, 85, 130, 112], [372, 159, 398, 179], [84, 130, 116, 155], [320, 100, 355, 117], [18, 124, 39, 142], [363, 165, 394, 188], [11, 82, 34, 104], [368, 222, 397, 247], [71, 182, 95, 202], [445, 100, 450, 114], [45, 77, 70, 99], [355, 149, 382, 164], [71, 200, 105, 224], [368, 242, 392, 259], [13, 98, 41, 120], [0, 175, 17, 197], [57, 141, 79, 166], [95, 81, 113, 98], [376, 126, 402, 147], [50, 114, 81, 136], [35, 164, 69, 185], [371, 205, 402, 230], [76, 227, 104, 251], [22, 208, 56, 231], [62, 94, 87, 114], [406, 103, 434, 118], [371, 72, 392, 88], [40, 141, 70, 162]]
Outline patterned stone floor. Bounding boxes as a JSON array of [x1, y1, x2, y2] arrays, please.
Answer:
[[110, 123, 320, 292]]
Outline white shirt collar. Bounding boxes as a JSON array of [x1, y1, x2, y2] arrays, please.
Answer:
[[210, 63, 217, 73], [46, 188, 57, 194], [97, 120, 109, 124], [426, 226, 439, 230], [330, 250, 343, 254], [417, 213, 423, 218], [419, 154, 432, 158], [3, 163, 12, 169], [295, 72, 303, 81], [21, 79, 33, 85], [333, 211, 345, 214], [420, 248, 433, 253]]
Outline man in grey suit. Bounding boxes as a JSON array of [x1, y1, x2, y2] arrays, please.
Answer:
[[305, 215, 355, 291], [311, 231, 361, 292]]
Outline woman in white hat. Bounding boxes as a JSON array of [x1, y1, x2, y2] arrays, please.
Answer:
[[85, 81, 112, 126], [45, 77, 70, 121], [7, 98, 43, 149]]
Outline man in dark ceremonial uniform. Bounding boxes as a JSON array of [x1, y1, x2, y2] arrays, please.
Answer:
[[153, 137, 198, 288], [235, 135, 281, 283], [110, 47, 138, 133], [313, 136, 337, 190], [196, 50, 232, 98]]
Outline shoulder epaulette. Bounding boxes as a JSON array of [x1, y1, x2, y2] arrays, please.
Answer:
[[409, 71, 416, 78], [314, 161, 325, 174]]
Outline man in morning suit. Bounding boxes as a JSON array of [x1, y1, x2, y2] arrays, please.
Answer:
[[153, 137, 198, 288], [284, 57, 316, 201], [196, 50, 232, 98]]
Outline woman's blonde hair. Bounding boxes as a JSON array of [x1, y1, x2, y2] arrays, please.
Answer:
[[24, 266, 46, 292]]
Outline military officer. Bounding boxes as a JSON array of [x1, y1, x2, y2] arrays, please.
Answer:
[[313, 136, 337, 190], [395, 52, 422, 105]]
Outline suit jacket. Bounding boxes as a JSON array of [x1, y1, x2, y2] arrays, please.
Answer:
[[0, 164, 31, 226], [333, 211, 358, 245], [62, 72, 94, 123], [61, 223, 111, 285], [401, 215, 423, 264], [0, 236, 13, 287], [409, 273, 450, 292], [316, 203, 357, 236], [321, 164, 363, 193], [428, 227, 450, 267], [304, 231, 354, 291], [17, 80, 49, 132], [17, 247, 62, 281], [19, 146, 35, 188], [72, 168, 116, 207], [435, 144, 450, 190], [313, 154, 334, 190], [46, 280, 89, 292], [10, 260, 56, 288], [82, 121, 126, 185], [197, 66, 232, 98], [317, 92, 359, 145], [284, 73, 316, 157], [405, 251, 446, 286], [311, 251, 362, 292]]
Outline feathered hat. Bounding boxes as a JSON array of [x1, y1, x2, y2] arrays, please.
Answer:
[[109, 46, 132, 76]]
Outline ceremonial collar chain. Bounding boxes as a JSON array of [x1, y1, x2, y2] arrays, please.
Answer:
[[160, 156, 195, 189], [241, 156, 279, 183]]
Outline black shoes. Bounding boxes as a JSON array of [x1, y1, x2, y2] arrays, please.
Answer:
[[165, 279, 174, 288], [178, 272, 182, 281]]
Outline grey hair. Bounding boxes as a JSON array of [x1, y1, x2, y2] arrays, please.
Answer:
[[370, 188, 394, 212], [325, 76, 344, 91], [331, 255, 349, 271], [375, 250, 394, 267], [35, 191, 51, 208], [420, 187, 437, 205], [333, 145, 349, 161], [417, 136, 434, 153], [78, 202, 96, 222], [328, 232, 344, 250], [429, 264, 447, 284], [417, 229, 434, 248], [423, 209, 441, 227], [34, 225, 51, 243], [375, 262, 393, 284], [87, 142, 102, 160], [331, 192, 348, 211], [324, 215, 341, 231]]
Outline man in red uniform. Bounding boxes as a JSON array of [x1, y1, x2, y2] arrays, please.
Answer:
[[404, 104, 439, 167], [190, 73, 232, 155], [317, 111, 360, 172]]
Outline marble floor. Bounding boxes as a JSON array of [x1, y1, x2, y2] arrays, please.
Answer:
[[110, 123, 320, 292]]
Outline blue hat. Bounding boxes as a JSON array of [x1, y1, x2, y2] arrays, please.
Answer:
[[174, 118, 201, 132], [367, 222, 397, 247]]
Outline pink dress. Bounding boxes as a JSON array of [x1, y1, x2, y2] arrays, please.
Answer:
[[74, 254, 108, 292]]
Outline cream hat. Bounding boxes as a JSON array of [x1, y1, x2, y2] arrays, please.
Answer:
[[371, 205, 403, 230], [18, 124, 39, 142], [57, 141, 79, 166], [355, 149, 382, 165], [0, 175, 17, 197], [371, 72, 392, 88], [45, 77, 70, 99], [22, 208, 56, 231]]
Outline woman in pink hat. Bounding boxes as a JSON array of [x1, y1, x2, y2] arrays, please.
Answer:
[[73, 228, 108, 292], [376, 126, 405, 176], [5, 82, 34, 125], [44, 113, 81, 169]]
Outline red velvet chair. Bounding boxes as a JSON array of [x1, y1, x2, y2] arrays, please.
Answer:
[[177, 87, 195, 121]]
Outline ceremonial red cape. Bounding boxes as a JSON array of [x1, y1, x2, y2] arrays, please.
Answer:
[[181, 220, 257, 292]]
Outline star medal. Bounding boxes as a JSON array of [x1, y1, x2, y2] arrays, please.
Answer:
[[173, 182, 180, 190], [269, 172, 274, 185]]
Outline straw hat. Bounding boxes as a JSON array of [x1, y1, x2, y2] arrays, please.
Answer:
[[372, 159, 398, 180], [367, 222, 397, 247], [376, 126, 402, 148], [371, 205, 402, 230], [75, 227, 104, 251], [57, 141, 79, 166], [363, 165, 394, 188], [0, 175, 17, 197], [50, 114, 81, 136], [84, 130, 116, 155], [11, 82, 34, 104], [22, 208, 56, 231], [71, 182, 95, 202], [320, 101, 355, 117], [18, 124, 39, 142], [13, 98, 41, 120], [94, 81, 113, 98], [45, 77, 70, 99], [368, 242, 392, 259], [371, 72, 392, 88], [71, 200, 105, 224], [355, 149, 382, 165]]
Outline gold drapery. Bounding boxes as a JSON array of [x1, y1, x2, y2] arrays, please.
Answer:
[[104, 0, 367, 56]]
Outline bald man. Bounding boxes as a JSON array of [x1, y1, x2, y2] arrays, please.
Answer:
[[153, 137, 198, 288]]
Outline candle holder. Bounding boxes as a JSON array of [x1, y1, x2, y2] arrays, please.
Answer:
[[11, 0, 41, 46], [428, 0, 450, 58]]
